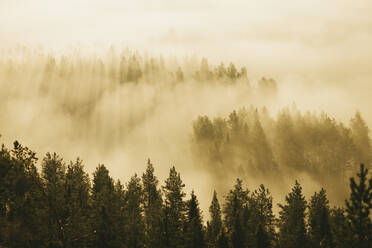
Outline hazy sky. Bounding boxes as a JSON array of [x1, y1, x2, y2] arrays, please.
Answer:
[[1, 0, 371, 77]]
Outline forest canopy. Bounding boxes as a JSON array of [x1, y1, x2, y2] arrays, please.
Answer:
[[0, 138, 371, 248]]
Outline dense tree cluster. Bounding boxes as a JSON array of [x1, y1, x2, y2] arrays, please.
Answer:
[[0, 138, 371, 247], [0, 48, 260, 87], [192, 106, 372, 201]]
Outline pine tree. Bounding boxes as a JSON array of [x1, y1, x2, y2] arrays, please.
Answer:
[[223, 178, 249, 248], [41, 152, 67, 247], [350, 112, 372, 167], [162, 166, 186, 248], [207, 190, 222, 247], [7, 141, 46, 247], [184, 190, 206, 248], [308, 189, 333, 248], [330, 207, 352, 248], [278, 181, 308, 248], [251, 112, 277, 174], [250, 184, 276, 248], [64, 158, 91, 247], [124, 174, 145, 248], [91, 164, 122, 248], [142, 159, 164, 248], [345, 164, 372, 248]]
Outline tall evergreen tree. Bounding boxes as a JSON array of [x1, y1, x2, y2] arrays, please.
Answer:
[[330, 207, 352, 248], [41, 152, 68, 247], [91, 164, 122, 248], [162, 166, 186, 248], [345, 164, 372, 248], [184, 190, 206, 248], [64, 158, 91, 247], [250, 184, 276, 248], [124, 174, 145, 248], [206, 190, 222, 247], [142, 159, 164, 248], [308, 189, 333, 248], [223, 178, 249, 248], [278, 181, 308, 248]]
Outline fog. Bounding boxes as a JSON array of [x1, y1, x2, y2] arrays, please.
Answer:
[[0, 0, 371, 211]]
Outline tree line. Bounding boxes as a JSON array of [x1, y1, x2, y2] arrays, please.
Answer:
[[192, 106, 372, 202], [0, 139, 371, 247]]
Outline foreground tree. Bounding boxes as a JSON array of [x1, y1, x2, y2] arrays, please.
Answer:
[[223, 178, 249, 248], [142, 159, 164, 248], [184, 190, 206, 248], [278, 181, 308, 248], [345, 164, 372, 248], [206, 190, 222, 247], [308, 189, 333, 248], [124, 174, 145, 248], [162, 166, 186, 248], [91, 164, 122, 248]]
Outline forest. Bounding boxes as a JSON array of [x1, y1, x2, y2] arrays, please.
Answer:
[[0, 138, 371, 248], [1, 48, 372, 247], [192, 107, 372, 203]]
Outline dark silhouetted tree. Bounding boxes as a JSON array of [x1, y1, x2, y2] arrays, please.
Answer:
[[278, 181, 307, 248]]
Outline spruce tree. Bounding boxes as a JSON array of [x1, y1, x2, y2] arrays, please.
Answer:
[[345, 164, 372, 248], [124, 174, 145, 248], [223, 178, 249, 248], [207, 190, 222, 247], [91, 164, 121, 248], [162, 166, 186, 248], [278, 181, 308, 248], [64, 158, 91, 248], [142, 159, 164, 248], [41, 152, 67, 247], [308, 189, 333, 248], [185, 190, 206, 248]]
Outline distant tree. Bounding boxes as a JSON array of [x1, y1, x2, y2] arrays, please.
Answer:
[[278, 181, 308, 248], [350, 112, 372, 167], [251, 112, 277, 173], [176, 67, 184, 82], [227, 63, 238, 80], [308, 189, 333, 248], [345, 164, 372, 248], [162, 166, 186, 248]]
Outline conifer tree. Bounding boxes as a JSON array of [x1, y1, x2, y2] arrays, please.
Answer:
[[185, 190, 206, 248], [223, 178, 249, 248], [64, 158, 91, 248], [278, 181, 308, 248], [330, 207, 352, 248], [142, 159, 164, 248], [308, 189, 333, 248], [91, 164, 122, 248], [41, 152, 67, 247], [124, 174, 145, 248], [350, 113, 372, 167], [207, 190, 222, 247], [345, 164, 372, 248], [162, 166, 186, 248]]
